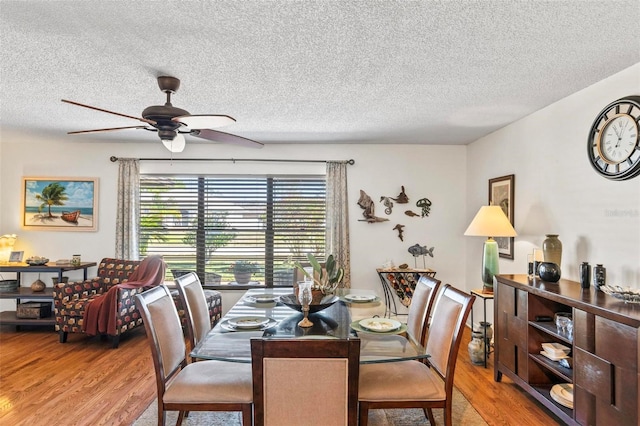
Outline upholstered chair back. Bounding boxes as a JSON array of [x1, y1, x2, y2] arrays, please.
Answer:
[[424, 285, 474, 382], [251, 338, 360, 426], [406, 275, 442, 345], [136, 286, 186, 385], [174, 272, 212, 349]]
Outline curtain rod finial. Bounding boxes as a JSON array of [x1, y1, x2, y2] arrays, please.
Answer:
[[348, 159, 355, 165], [110, 156, 118, 162]]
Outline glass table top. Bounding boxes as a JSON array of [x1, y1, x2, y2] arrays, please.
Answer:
[[191, 287, 429, 364]]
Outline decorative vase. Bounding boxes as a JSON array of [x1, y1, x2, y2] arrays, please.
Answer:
[[542, 234, 562, 267], [475, 322, 493, 348], [468, 331, 485, 365], [233, 272, 252, 284], [51, 276, 69, 286], [539, 262, 561, 282], [593, 264, 606, 290], [30, 279, 46, 292], [580, 262, 590, 289]]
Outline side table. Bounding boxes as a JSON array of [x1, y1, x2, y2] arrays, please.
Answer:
[[470, 288, 494, 368], [0, 261, 96, 329], [376, 268, 436, 317]]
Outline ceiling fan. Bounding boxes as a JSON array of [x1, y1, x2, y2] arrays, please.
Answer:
[[62, 76, 263, 153]]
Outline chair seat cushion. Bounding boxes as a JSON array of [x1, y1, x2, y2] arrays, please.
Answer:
[[359, 360, 446, 402], [164, 360, 252, 404]]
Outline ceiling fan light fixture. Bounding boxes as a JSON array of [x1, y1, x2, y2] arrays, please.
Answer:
[[161, 132, 185, 153], [174, 114, 236, 129]]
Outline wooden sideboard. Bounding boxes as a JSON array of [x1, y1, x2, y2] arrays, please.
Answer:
[[494, 274, 639, 425]]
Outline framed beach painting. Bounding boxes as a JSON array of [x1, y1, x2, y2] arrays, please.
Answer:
[[22, 177, 98, 231], [489, 174, 515, 259]]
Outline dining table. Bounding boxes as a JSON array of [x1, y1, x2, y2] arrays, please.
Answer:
[[191, 287, 430, 364]]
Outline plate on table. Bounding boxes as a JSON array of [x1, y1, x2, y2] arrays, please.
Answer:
[[358, 317, 402, 332], [221, 317, 277, 332], [227, 316, 271, 329], [550, 383, 573, 408], [244, 293, 278, 304], [343, 293, 378, 303], [350, 320, 407, 335]]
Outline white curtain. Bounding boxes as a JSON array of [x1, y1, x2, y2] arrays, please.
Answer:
[[326, 161, 351, 288], [115, 158, 140, 260]]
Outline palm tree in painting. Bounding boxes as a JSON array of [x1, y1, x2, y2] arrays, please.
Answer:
[[36, 182, 68, 218]]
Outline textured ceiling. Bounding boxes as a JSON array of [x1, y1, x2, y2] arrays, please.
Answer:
[[1, 1, 639, 148]]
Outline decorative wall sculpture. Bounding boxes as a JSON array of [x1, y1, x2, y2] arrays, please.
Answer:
[[357, 190, 389, 222], [392, 224, 405, 241]]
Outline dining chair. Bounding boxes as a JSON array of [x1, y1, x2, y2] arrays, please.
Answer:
[[136, 285, 253, 426], [406, 275, 442, 346], [251, 337, 361, 426], [174, 272, 212, 353], [358, 285, 475, 426]]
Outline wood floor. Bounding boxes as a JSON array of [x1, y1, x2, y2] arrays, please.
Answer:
[[0, 324, 562, 426]]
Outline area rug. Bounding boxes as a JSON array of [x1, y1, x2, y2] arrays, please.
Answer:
[[133, 386, 487, 425]]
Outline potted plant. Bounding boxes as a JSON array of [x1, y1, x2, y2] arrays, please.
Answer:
[[230, 260, 259, 284], [294, 253, 344, 301]]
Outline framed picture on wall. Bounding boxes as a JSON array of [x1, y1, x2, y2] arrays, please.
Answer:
[[22, 177, 99, 231], [489, 174, 515, 259]]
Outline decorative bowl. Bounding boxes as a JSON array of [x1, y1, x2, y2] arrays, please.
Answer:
[[600, 285, 640, 304], [25, 257, 49, 266], [278, 293, 339, 313]]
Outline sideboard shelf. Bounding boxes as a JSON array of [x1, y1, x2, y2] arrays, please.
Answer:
[[0, 287, 56, 328], [495, 274, 640, 426]]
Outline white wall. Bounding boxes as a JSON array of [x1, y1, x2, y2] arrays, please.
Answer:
[[0, 135, 466, 313], [465, 63, 640, 322], [2, 64, 637, 318]]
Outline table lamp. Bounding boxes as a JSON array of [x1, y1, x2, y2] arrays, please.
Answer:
[[0, 234, 18, 263], [464, 206, 517, 292]]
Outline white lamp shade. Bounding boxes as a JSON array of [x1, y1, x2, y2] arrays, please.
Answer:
[[464, 205, 517, 237], [161, 133, 186, 153]]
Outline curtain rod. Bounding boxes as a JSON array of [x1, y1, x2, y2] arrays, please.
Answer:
[[109, 156, 354, 165]]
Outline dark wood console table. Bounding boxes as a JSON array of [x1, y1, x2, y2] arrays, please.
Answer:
[[0, 262, 96, 328], [495, 274, 639, 425]]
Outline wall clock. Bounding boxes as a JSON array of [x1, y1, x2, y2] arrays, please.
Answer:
[[587, 95, 640, 181]]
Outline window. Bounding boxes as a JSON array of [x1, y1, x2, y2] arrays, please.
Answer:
[[139, 175, 326, 288]]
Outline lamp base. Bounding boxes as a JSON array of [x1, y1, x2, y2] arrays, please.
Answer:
[[481, 238, 499, 292]]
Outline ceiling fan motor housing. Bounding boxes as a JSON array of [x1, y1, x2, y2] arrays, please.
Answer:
[[142, 76, 189, 139]]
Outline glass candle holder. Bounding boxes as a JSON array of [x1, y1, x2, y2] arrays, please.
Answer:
[[533, 249, 544, 276]]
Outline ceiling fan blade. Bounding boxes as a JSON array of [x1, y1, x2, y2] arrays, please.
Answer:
[[61, 99, 156, 125], [68, 125, 150, 135], [192, 129, 264, 149], [173, 114, 235, 129]]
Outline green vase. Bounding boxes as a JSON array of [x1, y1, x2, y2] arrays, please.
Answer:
[[542, 234, 562, 267]]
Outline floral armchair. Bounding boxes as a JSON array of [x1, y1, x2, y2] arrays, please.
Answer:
[[54, 257, 223, 349], [53, 258, 148, 348]]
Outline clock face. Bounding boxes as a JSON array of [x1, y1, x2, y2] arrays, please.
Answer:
[[598, 114, 637, 164], [588, 96, 640, 181]]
